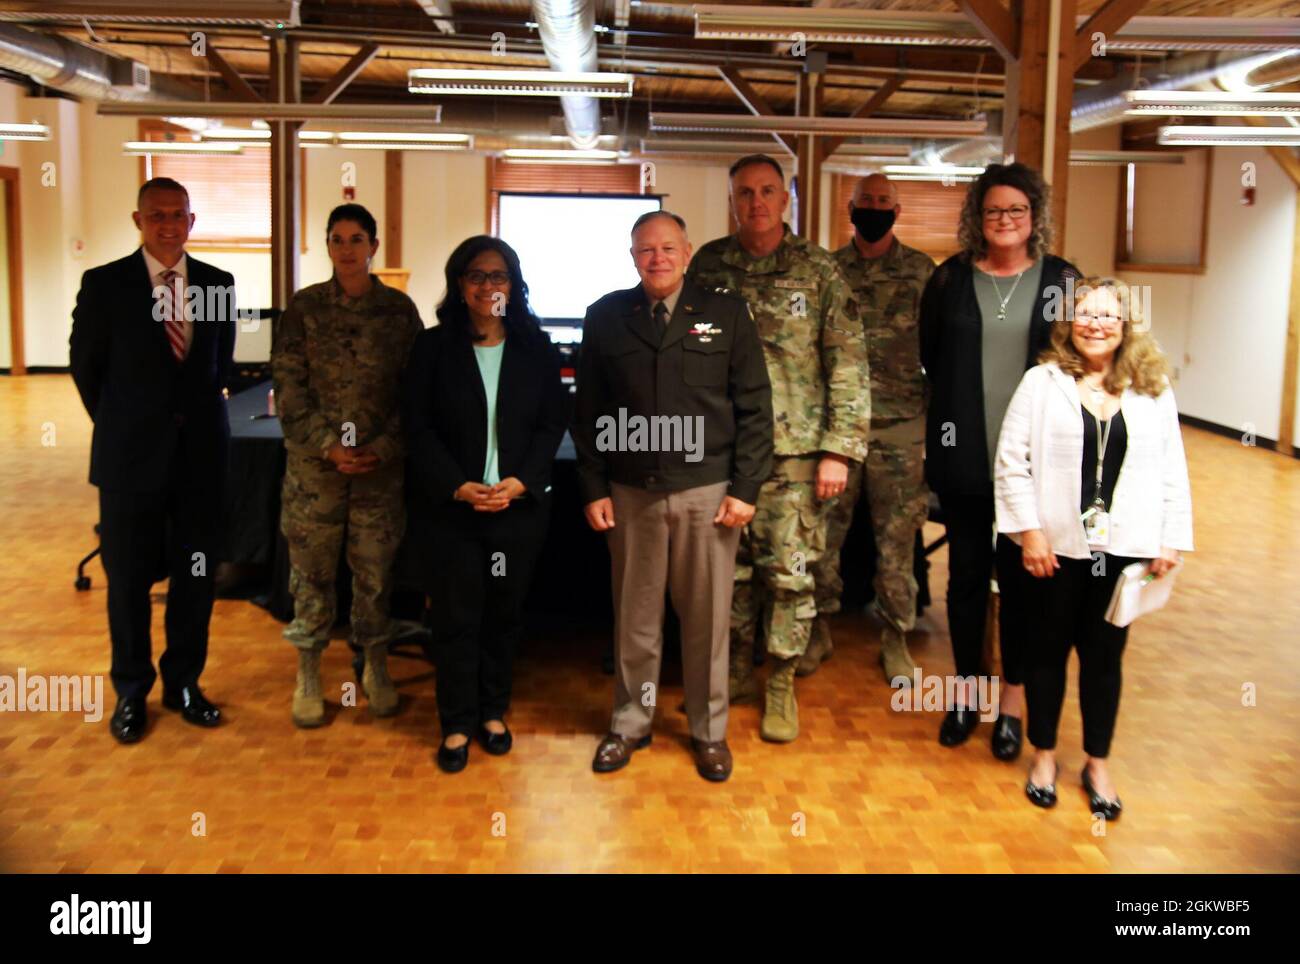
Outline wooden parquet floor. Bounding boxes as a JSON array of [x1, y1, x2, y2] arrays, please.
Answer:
[[1, 375, 1297, 873]]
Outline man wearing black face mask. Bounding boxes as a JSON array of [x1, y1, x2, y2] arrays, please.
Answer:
[[806, 174, 934, 685]]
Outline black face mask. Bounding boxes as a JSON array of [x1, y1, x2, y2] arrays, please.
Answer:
[[850, 206, 896, 243]]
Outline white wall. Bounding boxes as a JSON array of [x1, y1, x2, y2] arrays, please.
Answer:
[[1062, 126, 1121, 276], [1121, 145, 1296, 443]]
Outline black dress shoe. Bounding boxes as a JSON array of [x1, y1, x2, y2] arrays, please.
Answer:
[[110, 697, 147, 744], [938, 707, 981, 747], [1025, 764, 1059, 809], [1082, 766, 1123, 821], [161, 684, 221, 727], [991, 714, 1023, 761], [479, 723, 512, 756], [437, 738, 470, 773]]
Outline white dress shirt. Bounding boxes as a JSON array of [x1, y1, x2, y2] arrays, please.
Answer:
[[995, 361, 1194, 560], [142, 246, 192, 357]]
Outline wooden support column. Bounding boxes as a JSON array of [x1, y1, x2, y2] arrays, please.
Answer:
[[384, 150, 403, 269], [795, 71, 824, 242], [269, 35, 302, 311]]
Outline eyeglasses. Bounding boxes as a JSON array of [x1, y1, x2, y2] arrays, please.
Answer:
[[464, 270, 510, 287], [1074, 312, 1124, 329], [982, 204, 1031, 222]]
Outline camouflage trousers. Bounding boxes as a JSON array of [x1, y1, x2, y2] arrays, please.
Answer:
[[732, 456, 828, 660], [813, 415, 929, 635], [280, 451, 405, 651]]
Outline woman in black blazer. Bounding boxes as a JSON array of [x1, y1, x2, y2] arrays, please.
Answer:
[[402, 236, 567, 773], [919, 163, 1082, 759]]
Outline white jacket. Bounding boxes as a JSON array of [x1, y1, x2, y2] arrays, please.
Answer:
[[995, 362, 1194, 560]]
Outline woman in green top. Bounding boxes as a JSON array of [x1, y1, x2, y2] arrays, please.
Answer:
[[402, 237, 567, 773]]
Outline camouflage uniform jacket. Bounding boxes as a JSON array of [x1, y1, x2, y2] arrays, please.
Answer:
[[833, 236, 934, 423], [687, 225, 870, 463], [272, 275, 424, 462]]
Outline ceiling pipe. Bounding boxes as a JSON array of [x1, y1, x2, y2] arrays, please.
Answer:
[[531, 0, 602, 149], [0, 22, 197, 100]]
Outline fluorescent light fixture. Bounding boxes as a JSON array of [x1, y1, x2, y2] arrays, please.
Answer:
[[1069, 150, 1185, 166], [882, 164, 986, 177], [340, 141, 472, 151], [0, 1, 301, 26], [124, 140, 242, 156], [1125, 90, 1300, 117], [0, 122, 51, 141], [501, 148, 621, 161], [297, 130, 334, 142], [1157, 124, 1300, 146], [335, 131, 468, 144], [694, 6, 983, 46], [650, 113, 986, 138], [100, 102, 442, 124], [408, 68, 633, 99]]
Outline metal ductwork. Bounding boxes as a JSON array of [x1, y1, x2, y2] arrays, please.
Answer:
[[1070, 51, 1294, 132], [530, 0, 602, 149], [0, 22, 195, 101]]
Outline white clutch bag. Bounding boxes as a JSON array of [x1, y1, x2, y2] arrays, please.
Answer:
[[1105, 559, 1183, 628]]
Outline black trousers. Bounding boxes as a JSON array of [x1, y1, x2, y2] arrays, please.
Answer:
[[937, 492, 1035, 688], [429, 497, 548, 737], [98, 477, 219, 701], [1026, 552, 1137, 758]]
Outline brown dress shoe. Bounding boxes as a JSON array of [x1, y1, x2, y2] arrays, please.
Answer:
[[592, 732, 651, 773], [690, 738, 733, 782]]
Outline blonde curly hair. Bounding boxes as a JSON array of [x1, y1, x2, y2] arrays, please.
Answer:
[[1039, 276, 1170, 397]]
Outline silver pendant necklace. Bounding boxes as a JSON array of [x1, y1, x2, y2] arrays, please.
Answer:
[[988, 269, 1026, 323]]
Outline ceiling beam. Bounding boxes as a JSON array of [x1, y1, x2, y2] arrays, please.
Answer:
[[820, 74, 904, 162], [718, 66, 797, 156], [958, 0, 1018, 63], [206, 44, 262, 102], [1073, 0, 1147, 72], [307, 42, 380, 104]]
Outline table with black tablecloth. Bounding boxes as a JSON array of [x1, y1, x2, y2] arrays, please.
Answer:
[[221, 381, 926, 628]]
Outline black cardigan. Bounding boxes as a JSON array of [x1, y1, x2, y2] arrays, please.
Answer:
[[919, 252, 1082, 497], [401, 321, 567, 507]]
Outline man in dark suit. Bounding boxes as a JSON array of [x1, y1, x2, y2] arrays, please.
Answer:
[[69, 177, 236, 743], [574, 210, 773, 782]]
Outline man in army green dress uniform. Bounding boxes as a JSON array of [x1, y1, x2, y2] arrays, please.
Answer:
[[272, 204, 423, 728], [806, 173, 933, 685], [687, 155, 871, 742]]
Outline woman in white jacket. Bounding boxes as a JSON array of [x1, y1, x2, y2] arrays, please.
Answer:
[[995, 277, 1193, 819]]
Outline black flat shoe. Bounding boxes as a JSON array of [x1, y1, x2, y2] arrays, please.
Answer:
[[991, 714, 1023, 761], [161, 684, 221, 728], [479, 723, 512, 756], [1082, 766, 1123, 821], [1026, 764, 1059, 809], [110, 697, 147, 744], [437, 738, 470, 774], [938, 707, 981, 747]]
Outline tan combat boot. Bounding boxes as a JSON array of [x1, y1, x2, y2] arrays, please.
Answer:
[[796, 616, 834, 677], [362, 643, 400, 717], [880, 628, 918, 686], [729, 639, 759, 704], [760, 656, 799, 743], [292, 648, 325, 728]]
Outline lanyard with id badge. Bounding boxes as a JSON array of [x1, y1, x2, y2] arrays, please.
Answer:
[[1081, 409, 1113, 548]]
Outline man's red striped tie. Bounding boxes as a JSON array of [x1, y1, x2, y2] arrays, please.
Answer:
[[162, 269, 186, 362]]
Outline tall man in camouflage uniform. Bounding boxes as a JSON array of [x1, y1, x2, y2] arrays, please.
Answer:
[[272, 204, 423, 728], [806, 173, 933, 685], [687, 155, 870, 742]]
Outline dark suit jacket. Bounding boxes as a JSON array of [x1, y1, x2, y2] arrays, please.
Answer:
[[402, 320, 567, 514], [572, 278, 773, 505], [69, 248, 236, 494], [919, 252, 1081, 497]]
